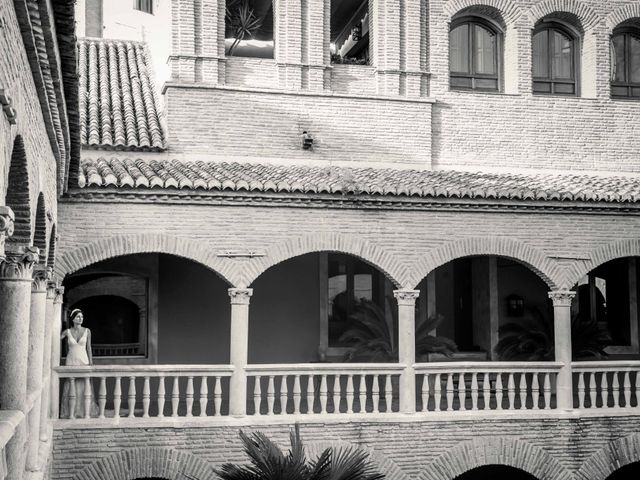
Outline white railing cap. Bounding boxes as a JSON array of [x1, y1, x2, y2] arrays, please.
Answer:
[[55, 364, 235, 377], [0, 410, 25, 450], [245, 363, 406, 374], [572, 360, 640, 371], [414, 361, 564, 372]]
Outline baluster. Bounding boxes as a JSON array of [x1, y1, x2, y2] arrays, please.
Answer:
[[320, 375, 328, 414], [214, 376, 222, 416], [171, 376, 180, 417], [83, 377, 92, 419], [293, 375, 301, 414], [142, 376, 150, 418], [445, 374, 454, 411], [434, 373, 442, 412], [612, 372, 620, 408], [577, 373, 585, 409], [623, 372, 631, 408], [531, 373, 540, 410], [113, 376, 121, 418], [128, 376, 136, 418], [589, 373, 597, 408], [332, 375, 340, 413], [279, 376, 288, 415], [507, 373, 515, 410], [458, 373, 466, 411], [200, 376, 208, 416], [518, 373, 527, 410], [306, 375, 315, 414], [346, 374, 355, 414], [358, 375, 367, 413], [385, 374, 392, 412], [68, 378, 77, 419], [495, 374, 504, 410], [635, 372, 640, 408], [600, 372, 609, 408], [471, 373, 478, 411], [421, 374, 430, 412], [482, 373, 490, 410], [186, 376, 194, 417], [98, 377, 106, 418], [372, 375, 380, 413], [267, 376, 275, 415], [543, 373, 551, 410], [157, 376, 165, 418], [253, 376, 262, 415]]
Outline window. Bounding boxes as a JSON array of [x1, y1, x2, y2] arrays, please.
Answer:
[[225, 0, 274, 58], [532, 23, 577, 95], [134, 0, 153, 15], [331, 0, 370, 65], [449, 18, 501, 91], [611, 28, 640, 98]]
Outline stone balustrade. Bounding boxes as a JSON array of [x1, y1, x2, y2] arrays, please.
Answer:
[[0, 411, 24, 480], [573, 361, 640, 409]]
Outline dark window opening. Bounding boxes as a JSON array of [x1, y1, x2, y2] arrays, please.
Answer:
[[454, 465, 540, 480], [331, 0, 370, 65], [532, 22, 578, 95], [611, 28, 640, 98], [134, 0, 153, 15], [225, 0, 274, 58], [449, 17, 501, 92]]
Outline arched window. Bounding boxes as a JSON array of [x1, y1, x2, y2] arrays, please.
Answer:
[[611, 27, 640, 98], [532, 23, 578, 95], [449, 17, 501, 91]]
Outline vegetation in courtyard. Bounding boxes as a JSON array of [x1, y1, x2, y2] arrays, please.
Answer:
[[213, 424, 385, 480], [340, 299, 457, 362], [225, 0, 263, 56], [495, 307, 612, 361]]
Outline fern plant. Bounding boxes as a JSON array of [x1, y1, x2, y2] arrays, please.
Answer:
[[213, 424, 385, 480]]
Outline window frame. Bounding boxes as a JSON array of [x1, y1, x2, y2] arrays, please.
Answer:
[[532, 21, 579, 96], [134, 0, 154, 15], [610, 27, 640, 99], [449, 16, 503, 92]]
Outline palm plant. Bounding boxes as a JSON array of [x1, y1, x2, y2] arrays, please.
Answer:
[[214, 424, 385, 480], [225, 0, 263, 56]]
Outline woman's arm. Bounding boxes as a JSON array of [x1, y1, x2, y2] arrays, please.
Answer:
[[60, 329, 67, 341], [86, 329, 93, 365]]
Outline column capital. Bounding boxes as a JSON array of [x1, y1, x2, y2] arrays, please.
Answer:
[[548, 290, 576, 307], [393, 289, 420, 306], [0, 245, 39, 281], [32, 265, 52, 292], [46, 280, 62, 300], [0, 206, 15, 255], [229, 288, 253, 305]]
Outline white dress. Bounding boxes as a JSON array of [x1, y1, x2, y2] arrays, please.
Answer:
[[60, 329, 99, 418]]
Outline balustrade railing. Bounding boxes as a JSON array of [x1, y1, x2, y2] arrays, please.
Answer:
[[245, 364, 404, 416], [56, 365, 233, 420], [572, 361, 640, 409], [415, 362, 563, 412], [0, 410, 23, 480]]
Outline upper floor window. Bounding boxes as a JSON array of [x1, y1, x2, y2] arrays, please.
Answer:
[[532, 23, 577, 95], [134, 0, 153, 15], [331, 0, 370, 65], [225, 0, 274, 58], [449, 17, 501, 92], [611, 28, 640, 98]]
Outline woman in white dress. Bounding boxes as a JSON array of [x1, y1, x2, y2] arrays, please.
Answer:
[[60, 309, 99, 418]]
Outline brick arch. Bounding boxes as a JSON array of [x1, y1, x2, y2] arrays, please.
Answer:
[[605, 4, 640, 33], [444, 0, 523, 24], [71, 446, 216, 480], [575, 432, 640, 480], [418, 437, 571, 480], [564, 238, 640, 289], [34, 193, 47, 264], [306, 440, 411, 480], [47, 224, 56, 269], [5, 135, 32, 248], [55, 233, 240, 286], [407, 237, 561, 290], [525, 0, 601, 31], [242, 233, 408, 288]]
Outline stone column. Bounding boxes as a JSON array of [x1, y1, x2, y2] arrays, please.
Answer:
[[26, 265, 50, 471], [39, 281, 58, 441], [394, 289, 419, 414], [228, 288, 253, 417], [49, 286, 64, 421], [549, 290, 575, 410], [0, 233, 39, 480]]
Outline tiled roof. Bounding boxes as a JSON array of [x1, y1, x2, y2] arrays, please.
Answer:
[[78, 38, 165, 151], [78, 157, 640, 203]]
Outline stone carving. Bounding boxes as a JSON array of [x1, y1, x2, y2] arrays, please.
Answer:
[[228, 288, 253, 305], [0, 245, 39, 280], [33, 265, 53, 292], [393, 289, 420, 306], [548, 290, 576, 307], [0, 206, 15, 255]]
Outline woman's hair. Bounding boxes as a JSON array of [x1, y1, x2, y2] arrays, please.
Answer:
[[69, 308, 82, 323]]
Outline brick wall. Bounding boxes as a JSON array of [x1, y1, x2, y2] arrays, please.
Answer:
[[51, 414, 640, 480]]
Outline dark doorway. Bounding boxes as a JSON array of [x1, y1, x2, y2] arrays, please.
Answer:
[[606, 462, 640, 480], [454, 465, 539, 479]]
